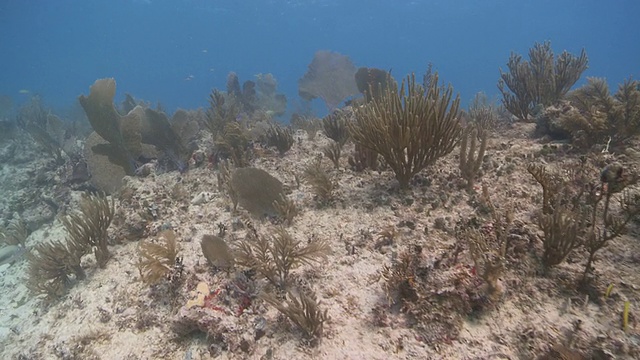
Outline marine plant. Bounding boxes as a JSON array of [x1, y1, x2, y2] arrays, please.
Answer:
[[349, 72, 461, 189], [262, 288, 328, 346], [498, 41, 588, 121], [136, 230, 180, 285], [62, 193, 115, 268], [235, 225, 330, 289]]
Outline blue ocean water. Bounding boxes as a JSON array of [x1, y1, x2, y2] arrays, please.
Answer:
[[0, 0, 638, 117]]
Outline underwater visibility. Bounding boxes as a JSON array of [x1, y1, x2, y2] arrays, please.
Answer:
[[1, 0, 640, 359]]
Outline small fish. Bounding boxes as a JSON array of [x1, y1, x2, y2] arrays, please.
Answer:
[[202, 49, 208, 53], [184, 75, 195, 81], [18, 89, 30, 94]]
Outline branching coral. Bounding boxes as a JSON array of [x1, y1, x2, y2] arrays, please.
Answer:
[[265, 123, 294, 155], [538, 208, 583, 268], [0, 219, 28, 246], [204, 89, 238, 140], [545, 77, 640, 149], [498, 41, 588, 121], [17, 97, 67, 165], [62, 193, 115, 268], [137, 230, 180, 284], [303, 161, 336, 202], [235, 225, 330, 288], [262, 289, 328, 345], [322, 110, 350, 147], [26, 239, 85, 299], [459, 124, 487, 192], [349, 72, 461, 188]]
